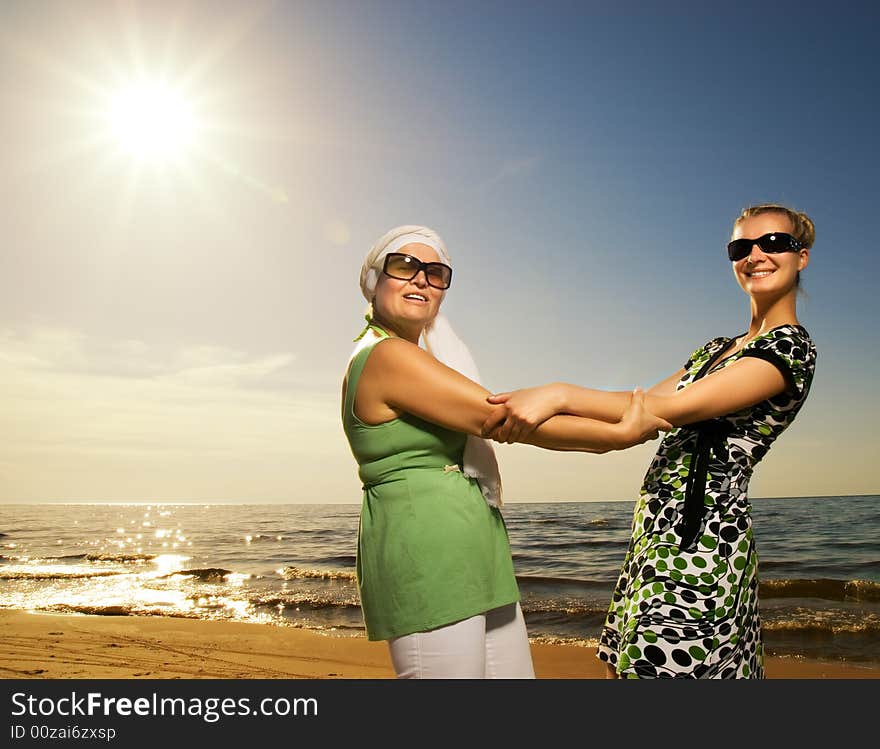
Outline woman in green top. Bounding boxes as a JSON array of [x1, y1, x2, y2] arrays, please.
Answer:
[[343, 225, 670, 678]]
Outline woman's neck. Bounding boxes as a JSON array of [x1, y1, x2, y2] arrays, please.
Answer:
[[370, 313, 423, 345], [744, 290, 799, 339]]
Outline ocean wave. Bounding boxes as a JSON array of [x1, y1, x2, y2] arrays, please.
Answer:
[[522, 538, 623, 550], [316, 555, 357, 566], [46, 604, 200, 618], [243, 533, 287, 543], [824, 540, 880, 551], [518, 517, 613, 529], [520, 599, 608, 618], [760, 578, 880, 602], [85, 553, 157, 563], [843, 580, 880, 601], [764, 618, 880, 637], [279, 566, 356, 581], [528, 634, 598, 647], [284, 528, 335, 536], [48, 604, 134, 616], [23, 553, 156, 564], [252, 594, 361, 610], [515, 573, 610, 588], [163, 568, 233, 582], [0, 568, 124, 580]]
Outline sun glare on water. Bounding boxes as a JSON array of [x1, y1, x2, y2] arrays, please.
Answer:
[[106, 82, 198, 161]]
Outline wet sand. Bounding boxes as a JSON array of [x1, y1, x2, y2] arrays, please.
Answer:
[[2, 610, 877, 679]]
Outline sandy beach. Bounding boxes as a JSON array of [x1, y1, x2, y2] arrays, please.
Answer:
[[2, 610, 877, 680]]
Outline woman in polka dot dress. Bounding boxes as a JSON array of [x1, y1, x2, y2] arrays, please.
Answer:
[[483, 204, 817, 678]]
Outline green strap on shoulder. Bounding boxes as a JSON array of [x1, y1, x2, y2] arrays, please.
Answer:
[[353, 313, 390, 342]]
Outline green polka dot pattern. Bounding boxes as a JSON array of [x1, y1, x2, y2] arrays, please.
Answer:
[[597, 325, 816, 678]]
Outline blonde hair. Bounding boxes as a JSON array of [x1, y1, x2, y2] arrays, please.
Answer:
[[733, 203, 815, 248]]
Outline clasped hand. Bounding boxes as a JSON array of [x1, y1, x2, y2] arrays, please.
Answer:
[[481, 384, 563, 445], [481, 384, 672, 447]]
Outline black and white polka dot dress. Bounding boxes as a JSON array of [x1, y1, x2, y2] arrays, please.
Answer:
[[597, 324, 817, 678]]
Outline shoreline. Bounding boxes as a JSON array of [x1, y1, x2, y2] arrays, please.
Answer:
[[2, 610, 878, 679]]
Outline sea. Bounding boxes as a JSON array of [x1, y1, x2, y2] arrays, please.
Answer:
[[1, 495, 878, 664]]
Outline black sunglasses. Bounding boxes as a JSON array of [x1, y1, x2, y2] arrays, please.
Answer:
[[382, 253, 453, 290], [727, 232, 803, 262]]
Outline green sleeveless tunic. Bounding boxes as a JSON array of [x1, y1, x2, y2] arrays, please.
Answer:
[[343, 330, 521, 641]]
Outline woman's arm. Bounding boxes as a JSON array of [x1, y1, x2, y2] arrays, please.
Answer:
[[484, 357, 787, 443], [484, 367, 687, 438], [481, 374, 678, 444], [521, 388, 670, 453], [356, 338, 499, 436], [482, 383, 630, 444], [643, 357, 787, 426], [583, 358, 786, 427], [357, 339, 668, 450], [646, 369, 688, 397]]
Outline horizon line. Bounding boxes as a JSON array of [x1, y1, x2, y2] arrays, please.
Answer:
[[0, 494, 875, 506]]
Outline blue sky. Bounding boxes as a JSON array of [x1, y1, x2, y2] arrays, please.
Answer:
[[1, 0, 877, 502]]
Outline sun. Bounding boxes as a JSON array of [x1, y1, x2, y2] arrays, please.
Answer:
[[106, 82, 198, 161]]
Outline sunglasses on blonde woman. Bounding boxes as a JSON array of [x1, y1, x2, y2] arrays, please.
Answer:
[[727, 232, 803, 262], [382, 253, 453, 290]]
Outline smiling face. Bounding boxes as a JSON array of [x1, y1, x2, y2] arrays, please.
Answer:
[[372, 243, 445, 337], [731, 212, 810, 300]]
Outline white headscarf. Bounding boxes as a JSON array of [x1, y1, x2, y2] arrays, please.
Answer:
[[354, 225, 503, 508]]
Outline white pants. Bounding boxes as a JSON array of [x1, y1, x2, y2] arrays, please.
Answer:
[[387, 602, 535, 679]]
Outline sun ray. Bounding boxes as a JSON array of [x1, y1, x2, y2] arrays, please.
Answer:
[[0, 30, 109, 100], [158, 13, 183, 85], [111, 157, 146, 236], [175, 1, 273, 92], [11, 132, 110, 181], [117, 0, 147, 82], [2, 0, 292, 218], [198, 150, 288, 204]]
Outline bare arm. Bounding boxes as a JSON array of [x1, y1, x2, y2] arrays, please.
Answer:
[[646, 368, 688, 397], [643, 358, 787, 426], [356, 339, 666, 450], [519, 415, 622, 453], [481, 377, 669, 444], [521, 388, 670, 453], [484, 358, 787, 443], [356, 338, 501, 436], [536, 368, 688, 423], [485, 368, 686, 430]]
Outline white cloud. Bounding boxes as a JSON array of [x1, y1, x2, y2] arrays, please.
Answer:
[[160, 352, 296, 388], [0, 329, 298, 385], [0, 328, 88, 371], [0, 326, 359, 502]]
